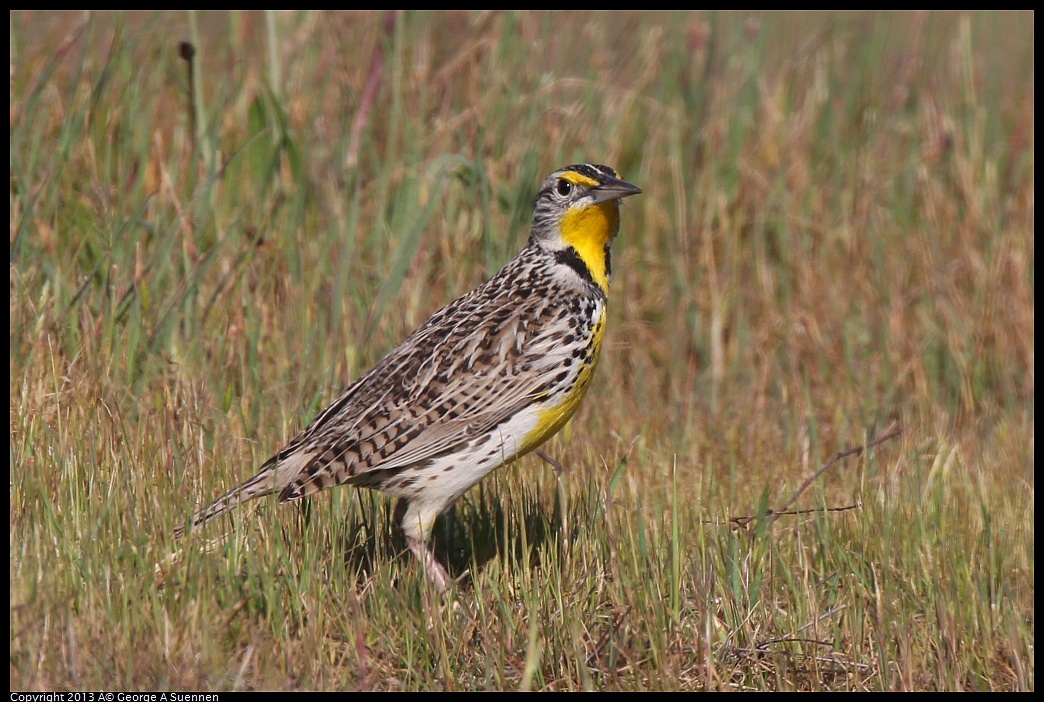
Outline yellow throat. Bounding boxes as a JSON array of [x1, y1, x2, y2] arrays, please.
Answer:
[[558, 174, 621, 295]]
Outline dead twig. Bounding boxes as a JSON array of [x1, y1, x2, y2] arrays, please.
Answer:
[[717, 503, 861, 530], [707, 424, 902, 529], [767, 423, 902, 525]]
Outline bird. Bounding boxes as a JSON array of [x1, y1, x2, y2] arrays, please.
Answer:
[[174, 163, 641, 591]]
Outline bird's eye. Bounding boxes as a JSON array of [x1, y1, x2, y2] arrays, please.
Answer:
[[555, 179, 573, 197]]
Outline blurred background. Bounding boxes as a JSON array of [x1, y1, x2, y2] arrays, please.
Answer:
[[10, 11, 1034, 690]]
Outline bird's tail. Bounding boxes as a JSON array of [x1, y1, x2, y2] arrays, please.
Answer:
[[173, 460, 281, 539]]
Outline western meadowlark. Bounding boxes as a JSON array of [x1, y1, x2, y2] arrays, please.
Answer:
[[174, 163, 641, 590]]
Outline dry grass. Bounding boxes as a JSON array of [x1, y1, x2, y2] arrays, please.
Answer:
[[10, 10, 1033, 690]]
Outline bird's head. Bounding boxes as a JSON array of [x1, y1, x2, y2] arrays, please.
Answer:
[[529, 164, 642, 294]]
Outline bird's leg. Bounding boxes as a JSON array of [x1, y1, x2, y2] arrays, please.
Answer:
[[400, 501, 454, 592], [407, 537, 450, 592]]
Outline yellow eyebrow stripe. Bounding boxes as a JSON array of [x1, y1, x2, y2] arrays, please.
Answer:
[[559, 171, 601, 188]]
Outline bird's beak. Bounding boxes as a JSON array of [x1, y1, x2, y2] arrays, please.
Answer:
[[589, 175, 642, 204]]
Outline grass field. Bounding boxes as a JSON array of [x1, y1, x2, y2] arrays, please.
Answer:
[[10, 10, 1033, 691]]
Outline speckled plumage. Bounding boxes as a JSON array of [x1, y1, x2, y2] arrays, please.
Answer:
[[174, 164, 641, 590]]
